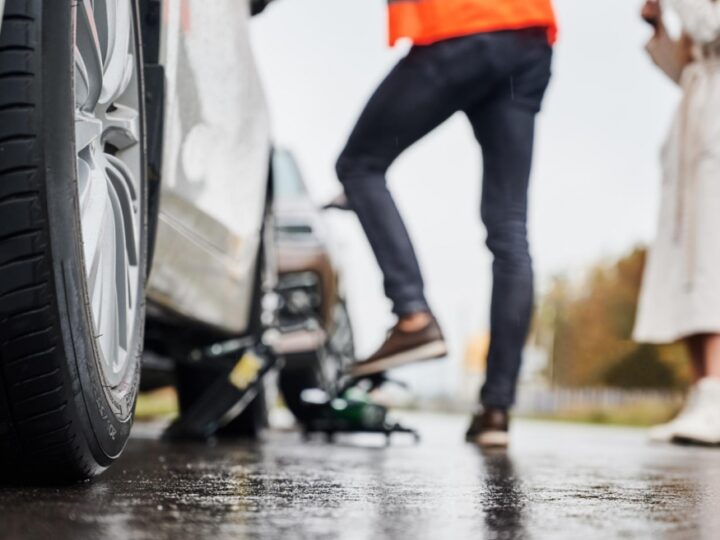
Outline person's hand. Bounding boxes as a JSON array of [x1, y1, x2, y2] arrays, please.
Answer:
[[641, 0, 662, 30]]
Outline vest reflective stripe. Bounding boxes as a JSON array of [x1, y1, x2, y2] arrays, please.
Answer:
[[387, 0, 557, 46]]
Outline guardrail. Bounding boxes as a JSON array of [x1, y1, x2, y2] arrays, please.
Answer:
[[514, 385, 684, 420]]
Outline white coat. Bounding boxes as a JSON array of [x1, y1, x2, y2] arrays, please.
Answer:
[[634, 0, 720, 343]]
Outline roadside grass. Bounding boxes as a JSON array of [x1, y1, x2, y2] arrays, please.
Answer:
[[135, 387, 179, 420], [134, 387, 289, 421], [520, 401, 682, 428], [135, 387, 682, 428]]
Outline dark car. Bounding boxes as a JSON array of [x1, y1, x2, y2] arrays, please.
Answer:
[[272, 149, 356, 423]]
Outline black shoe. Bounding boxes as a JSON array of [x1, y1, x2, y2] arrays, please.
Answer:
[[350, 317, 447, 378], [466, 408, 509, 448]]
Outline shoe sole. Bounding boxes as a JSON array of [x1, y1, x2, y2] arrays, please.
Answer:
[[469, 430, 509, 448], [350, 340, 448, 377], [672, 434, 720, 446]]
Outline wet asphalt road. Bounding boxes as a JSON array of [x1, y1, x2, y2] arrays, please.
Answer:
[[1, 413, 720, 540]]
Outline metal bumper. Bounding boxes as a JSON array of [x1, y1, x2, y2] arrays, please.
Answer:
[[272, 328, 326, 356]]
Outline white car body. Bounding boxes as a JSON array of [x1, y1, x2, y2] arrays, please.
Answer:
[[147, 0, 271, 333]]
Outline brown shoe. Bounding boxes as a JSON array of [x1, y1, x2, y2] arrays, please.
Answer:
[[466, 408, 509, 448], [350, 317, 447, 377]]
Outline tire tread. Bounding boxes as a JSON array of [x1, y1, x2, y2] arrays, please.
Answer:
[[0, 0, 96, 481]]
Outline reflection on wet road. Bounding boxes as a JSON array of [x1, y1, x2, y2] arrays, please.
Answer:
[[2, 413, 720, 539]]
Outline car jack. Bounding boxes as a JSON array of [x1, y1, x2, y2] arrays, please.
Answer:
[[163, 336, 279, 441], [300, 374, 421, 445]]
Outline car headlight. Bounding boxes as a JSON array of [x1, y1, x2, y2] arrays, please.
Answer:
[[277, 272, 323, 325], [286, 289, 313, 314]]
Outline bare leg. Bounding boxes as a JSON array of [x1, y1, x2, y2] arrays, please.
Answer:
[[685, 334, 720, 380], [397, 312, 432, 332], [686, 335, 706, 381], [703, 334, 720, 378], [650, 334, 720, 443]]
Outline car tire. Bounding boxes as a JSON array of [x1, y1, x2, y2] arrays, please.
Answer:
[[0, 0, 147, 481], [279, 301, 355, 425], [278, 352, 325, 425]]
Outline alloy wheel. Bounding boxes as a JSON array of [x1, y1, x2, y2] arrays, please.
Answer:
[[73, 0, 143, 390]]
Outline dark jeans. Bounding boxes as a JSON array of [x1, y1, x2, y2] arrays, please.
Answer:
[[336, 29, 552, 409]]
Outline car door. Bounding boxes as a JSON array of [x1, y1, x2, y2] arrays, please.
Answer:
[[147, 0, 271, 333]]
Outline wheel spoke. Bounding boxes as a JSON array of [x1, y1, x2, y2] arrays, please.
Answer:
[[106, 156, 138, 265], [74, 47, 91, 109], [95, 217, 120, 370], [74, 0, 141, 391], [99, 0, 133, 104], [107, 180, 129, 352], [93, 0, 112, 61], [103, 103, 139, 152], [77, 154, 93, 213], [75, 112, 103, 153], [82, 158, 112, 295], [75, 0, 104, 111], [105, 153, 137, 200]]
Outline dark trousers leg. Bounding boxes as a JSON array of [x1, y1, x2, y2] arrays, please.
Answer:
[[335, 49, 458, 316], [468, 98, 542, 409]]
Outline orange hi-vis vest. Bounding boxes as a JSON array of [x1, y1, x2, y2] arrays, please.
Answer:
[[387, 0, 557, 46]]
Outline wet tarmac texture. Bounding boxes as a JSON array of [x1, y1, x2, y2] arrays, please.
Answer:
[[1, 413, 719, 540]]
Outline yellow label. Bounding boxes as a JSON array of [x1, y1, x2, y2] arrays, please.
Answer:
[[228, 352, 263, 390]]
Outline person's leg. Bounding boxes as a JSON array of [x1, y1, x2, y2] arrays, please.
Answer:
[[466, 43, 552, 411], [336, 47, 459, 318], [650, 335, 707, 443], [702, 334, 720, 377], [665, 334, 720, 444], [690, 333, 720, 378], [473, 103, 536, 409], [686, 334, 706, 380]]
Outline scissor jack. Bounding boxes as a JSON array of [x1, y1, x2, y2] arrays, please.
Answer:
[[163, 335, 280, 441], [161, 335, 420, 444], [299, 373, 421, 445]]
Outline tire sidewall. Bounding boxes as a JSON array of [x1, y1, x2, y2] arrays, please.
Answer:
[[42, 0, 147, 464]]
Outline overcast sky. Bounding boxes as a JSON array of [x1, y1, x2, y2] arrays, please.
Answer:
[[250, 0, 681, 396]]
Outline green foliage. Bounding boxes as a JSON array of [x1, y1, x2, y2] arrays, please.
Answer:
[[535, 247, 692, 390], [524, 400, 681, 427], [604, 345, 677, 389]]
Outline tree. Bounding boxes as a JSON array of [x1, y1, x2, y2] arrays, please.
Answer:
[[535, 247, 692, 390]]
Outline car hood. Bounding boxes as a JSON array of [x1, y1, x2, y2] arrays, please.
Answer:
[[274, 197, 330, 247]]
